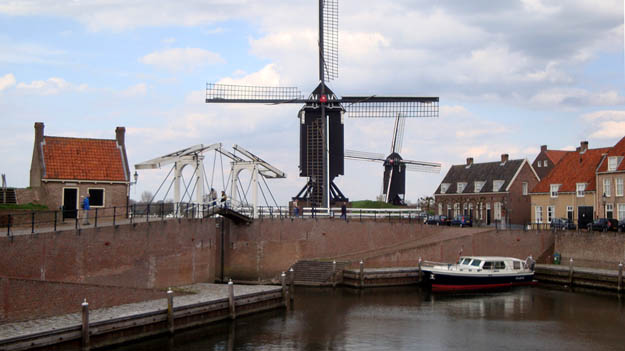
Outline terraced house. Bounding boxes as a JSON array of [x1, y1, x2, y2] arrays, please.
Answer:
[[595, 136, 625, 220], [434, 154, 539, 226], [530, 141, 609, 229]]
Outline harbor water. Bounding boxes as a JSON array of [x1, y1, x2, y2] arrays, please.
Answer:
[[112, 286, 625, 350]]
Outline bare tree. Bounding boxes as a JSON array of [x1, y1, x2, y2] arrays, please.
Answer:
[[140, 191, 153, 203]]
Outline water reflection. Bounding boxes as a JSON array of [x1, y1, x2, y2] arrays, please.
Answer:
[[113, 286, 625, 351]]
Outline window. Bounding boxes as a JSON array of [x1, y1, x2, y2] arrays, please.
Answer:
[[482, 262, 493, 270], [608, 156, 618, 171], [463, 203, 468, 216], [454, 203, 460, 217], [494, 261, 506, 270], [547, 206, 554, 223], [522, 182, 528, 196], [544, 160, 548, 167], [537, 161, 542, 168], [438, 203, 443, 215], [88, 188, 105, 207], [567, 206, 574, 221], [535, 206, 543, 223], [604, 179, 611, 197], [606, 203, 614, 219], [474, 181, 485, 193], [457, 182, 467, 193], [440, 183, 450, 194], [550, 184, 560, 198], [447, 204, 452, 217], [494, 202, 502, 220], [619, 204, 625, 220], [493, 180, 505, 192], [616, 178, 623, 197], [471, 259, 482, 267], [576, 183, 586, 197], [478, 202, 483, 220], [469, 203, 474, 218]]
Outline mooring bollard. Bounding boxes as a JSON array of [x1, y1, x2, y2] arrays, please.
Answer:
[[618, 262, 623, 293], [418, 257, 423, 283], [167, 288, 174, 334], [228, 279, 236, 319], [332, 260, 337, 288], [281, 272, 289, 309], [569, 258, 574, 286], [359, 259, 365, 289], [289, 268, 295, 302], [81, 299, 90, 351]]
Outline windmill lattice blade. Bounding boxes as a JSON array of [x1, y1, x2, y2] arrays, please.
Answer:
[[344, 149, 386, 162], [206, 83, 306, 103], [342, 96, 439, 118], [396, 115, 406, 154], [322, 0, 339, 82], [403, 161, 441, 173]]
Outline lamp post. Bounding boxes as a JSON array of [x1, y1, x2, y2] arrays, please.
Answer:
[[126, 170, 139, 218]]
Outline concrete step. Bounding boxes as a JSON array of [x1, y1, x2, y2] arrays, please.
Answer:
[[289, 260, 350, 284]]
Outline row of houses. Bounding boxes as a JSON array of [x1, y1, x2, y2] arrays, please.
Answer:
[[433, 138, 625, 228]]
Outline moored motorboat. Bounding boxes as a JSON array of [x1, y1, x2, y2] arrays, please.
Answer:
[[421, 256, 535, 292]]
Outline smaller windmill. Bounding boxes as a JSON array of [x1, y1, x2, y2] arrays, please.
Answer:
[[345, 114, 441, 205]]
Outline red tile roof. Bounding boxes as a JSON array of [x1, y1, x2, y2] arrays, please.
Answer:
[[532, 147, 610, 193], [544, 150, 568, 165], [42, 137, 128, 181], [597, 136, 625, 173]]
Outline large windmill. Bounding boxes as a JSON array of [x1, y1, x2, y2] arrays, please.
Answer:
[[205, 0, 439, 211], [345, 114, 441, 205]]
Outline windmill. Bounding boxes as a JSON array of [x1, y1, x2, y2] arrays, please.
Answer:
[[205, 0, 439, 211], [345, 114, 441, 205]]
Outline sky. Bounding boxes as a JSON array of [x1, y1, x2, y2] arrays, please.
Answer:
[[0, 0, 624, 206]]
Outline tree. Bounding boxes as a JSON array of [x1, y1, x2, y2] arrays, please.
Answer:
[[140, 191, 153, 203]]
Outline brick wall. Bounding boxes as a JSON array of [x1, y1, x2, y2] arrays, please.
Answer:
[[555, 231, 625, 269], [0, 278, 168, 323]]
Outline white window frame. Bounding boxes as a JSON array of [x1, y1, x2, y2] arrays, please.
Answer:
[[567, 206, 573, 220], [494, 202, 502, 220], [537, 161, 542, 168], [457, 182, 467, 193], [616, 178, 623, 197], [576, 183, 586, 198], [618, 204, 625, 221], [606, 203, 614, 218], [608, 156, 618, 171], [535, 206, 543, 223], [547, 206, 554, 223], [440, 183, 450, 194], [493, 180, 504, 192], [522, 182, 528, 196], [87, 187, 106, 208], [474, 181, 485, 193], [550, 184, 560, 198], [544, 160, 548, 167], [604, 178, 611, 197], [438, 203, 443, 215]]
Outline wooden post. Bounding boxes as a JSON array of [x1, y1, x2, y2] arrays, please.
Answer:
[[281, 272, 289, 309], [289, 268, 295, 302], [418, 257, 423, 283], [568, 258, 574, 286], [359, 259, 364, 289], [81, 299, 90, 351], [332, 260, 337, 288], [228, 279, 236, 319], [618, 262, 623, 293], [167, 288, 174, 334]]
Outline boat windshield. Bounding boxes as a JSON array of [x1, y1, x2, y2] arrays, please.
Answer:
[[462, 258, 472, 265], [470, 259, 482, 267]]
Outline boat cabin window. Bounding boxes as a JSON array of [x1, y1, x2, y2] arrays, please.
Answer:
[[470, 259, 482, 267], [482, 261, 493, 270], [462, 258, 472, 265], [494, 261, 506, 270], [513, 261, 521, 270]]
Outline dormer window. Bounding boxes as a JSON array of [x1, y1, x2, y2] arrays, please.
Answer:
[[550, 184, 560, 198], [608, 156, 619, 171], [474, 181, 485, 193], [493, 180, 504, 192], [544, 160, 548, 167], [576, 183, 586, 197], [537, 161, 542, 168], [440, 183, 450, 194], [457, 182, 467, 193]]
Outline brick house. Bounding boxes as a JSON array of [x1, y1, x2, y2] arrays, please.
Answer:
[[434, 154, 539, 226], [27, 122, 131, 218], [595, 136, 625, 220], [532, 145, 568, 180], [530, 141, 609, 228]]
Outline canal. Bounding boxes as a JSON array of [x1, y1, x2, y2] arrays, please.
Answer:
[[112, 286, 625, 350]]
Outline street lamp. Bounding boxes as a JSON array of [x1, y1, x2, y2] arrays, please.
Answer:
[[126, 170, 139, 217]]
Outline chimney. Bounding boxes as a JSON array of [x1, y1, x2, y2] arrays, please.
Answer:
[[34, 122, 44, 144], [501, 154, 509, 164], [541, 145, 547, 152], [576, 147, 581, 152], [115, 127, 126, 146], [580, 141, 588, 153], [466, 157, 473, 166]]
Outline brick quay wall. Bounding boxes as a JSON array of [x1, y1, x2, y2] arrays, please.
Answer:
[[554, 231, 625, 269]]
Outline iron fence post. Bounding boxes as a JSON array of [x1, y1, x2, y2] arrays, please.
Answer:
[[113, 207, 116, 226], [75, 212, 78, 229], [54, 211, 57, 232], [162, 203, 165, 220], [147, 204, 150, 223], [7, 214, 11, 236], [31, 212, 35, 234]]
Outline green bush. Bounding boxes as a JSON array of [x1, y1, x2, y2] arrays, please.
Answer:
[[349, 200, 403, 209], [0, 203, 48, 210]]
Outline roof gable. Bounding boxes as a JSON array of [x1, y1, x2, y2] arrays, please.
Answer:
[[597, 136, 625, 173], [532, 147, 610, 193], [544, 150, 568, 165], [435, 159, 524, 194], [41, 136, 128, 181]]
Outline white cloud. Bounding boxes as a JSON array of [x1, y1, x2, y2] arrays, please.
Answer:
[[581, 110, 625, 139], [0, 73, 16, 91], [16, 77, 87, 95], [139, 48, 225, 71], [117, 83, 147, 97], [530, 89, 625, 107]]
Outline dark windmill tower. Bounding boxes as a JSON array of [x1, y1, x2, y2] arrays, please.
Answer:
[[345, 114, 441, 205], [205, 0, 439, 211]]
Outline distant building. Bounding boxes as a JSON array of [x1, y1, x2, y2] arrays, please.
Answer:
[[595, 136, 625, 220], [530, 141, 609, 228], [532, 145, 568, 180], [434, 154, 539, 226], [25, 122, 131, 218]]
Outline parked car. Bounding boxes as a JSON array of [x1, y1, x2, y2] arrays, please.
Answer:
[[550, 218, 576, 231], [587, 218, 618, 232], [425, 215, 448, 225], [618, 220, 625, 232], [450, 215, 473, 227]]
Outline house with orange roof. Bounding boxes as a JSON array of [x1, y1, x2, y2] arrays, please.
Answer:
[[530, 141, 610, 229], [27, 122, 131, 219], [532, 145, 568, 180], [595, 136, 625, 220]]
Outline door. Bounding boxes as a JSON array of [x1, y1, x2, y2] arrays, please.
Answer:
[[63, 188, 78, 219], [487, 209, 491, 225], [578, 206, 593, 229]]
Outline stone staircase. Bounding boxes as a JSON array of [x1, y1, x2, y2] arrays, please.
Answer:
[[289, 260, 350, 286], [0, 188, 16, 204]]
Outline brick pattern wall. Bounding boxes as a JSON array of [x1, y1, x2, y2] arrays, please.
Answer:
[[555, 231, 625, 269]]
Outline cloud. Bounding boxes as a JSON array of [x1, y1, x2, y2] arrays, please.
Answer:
[[16, 77, 87, 95], [117, 83, 147, 97], [139, 48, 225, 71], [0, 73, 16, 91], [530, 89, 625, 107], [582, 110, 625, 139]]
